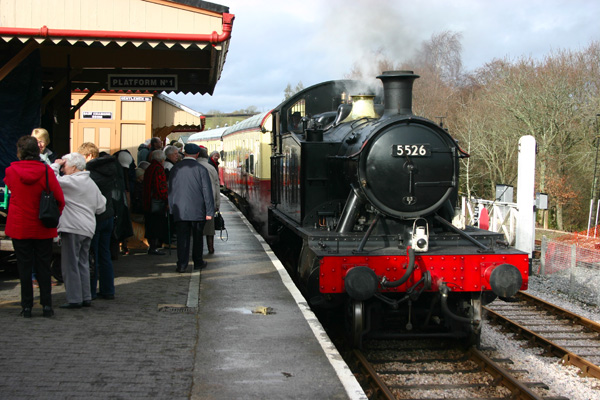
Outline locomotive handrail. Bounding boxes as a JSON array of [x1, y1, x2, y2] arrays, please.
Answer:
[[433, 215, 492, 252], [353, 213, 381, 253]]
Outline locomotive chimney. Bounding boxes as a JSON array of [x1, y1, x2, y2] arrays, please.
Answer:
[[377, 70, 419, 118]]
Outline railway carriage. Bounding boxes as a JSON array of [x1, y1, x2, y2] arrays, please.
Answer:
[[220, 111, 273, 230], [188, 126, 227, 156], [188, 126, 228, 185]]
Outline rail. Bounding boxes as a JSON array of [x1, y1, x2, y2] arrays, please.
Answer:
[[485, 291, 600, 380]]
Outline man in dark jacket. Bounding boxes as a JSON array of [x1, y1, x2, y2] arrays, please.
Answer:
[[137, 139, 150, 165], [168, 143, 214, 273], [78, 142, 119, 300]]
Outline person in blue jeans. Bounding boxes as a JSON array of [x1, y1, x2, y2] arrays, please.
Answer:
[[78, 142, 119, 300]]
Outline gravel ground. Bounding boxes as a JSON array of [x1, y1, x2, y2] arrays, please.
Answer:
[[481, 268, 600, 400]]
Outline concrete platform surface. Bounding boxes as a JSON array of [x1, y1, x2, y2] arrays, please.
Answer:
[[0, 196, 367, 400]]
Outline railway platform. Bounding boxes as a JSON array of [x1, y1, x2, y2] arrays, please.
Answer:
[[0, 196, 366, 400]]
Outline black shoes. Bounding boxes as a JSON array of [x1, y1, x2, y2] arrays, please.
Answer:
[[97, 293, 115, 300], [42, 306, 54, 317], [21, 307, 54, 317], [82, 300, 92, 307], [148, 248, 166, 256], [60, 302, 82, 309], [176, 260, 207, 272], [193, 261, 208, 270]]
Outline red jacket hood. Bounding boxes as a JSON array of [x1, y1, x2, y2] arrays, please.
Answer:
[[9, 160, 47, 186]]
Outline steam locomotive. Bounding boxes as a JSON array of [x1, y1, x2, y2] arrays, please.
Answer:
[[211, 71, 529, 347]]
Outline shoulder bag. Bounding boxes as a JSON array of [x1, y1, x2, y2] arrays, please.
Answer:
[[39, 164, 60, 228], [151, 198, 166, 214], [214, 211, 225, 231], [214, 211, 228, 241]]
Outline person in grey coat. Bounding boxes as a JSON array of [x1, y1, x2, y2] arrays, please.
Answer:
[[51, 153, 106, 309], [168, 143, 214, 273]]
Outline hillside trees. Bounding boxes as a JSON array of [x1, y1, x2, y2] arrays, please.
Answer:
[[344, 35, 600, 231], [458, 44, 599, 230]]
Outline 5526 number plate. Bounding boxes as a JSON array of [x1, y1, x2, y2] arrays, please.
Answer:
[[392, 144, 431, 157]]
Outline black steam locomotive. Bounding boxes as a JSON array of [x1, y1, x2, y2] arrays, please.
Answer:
[[267, 71, 528, 347]]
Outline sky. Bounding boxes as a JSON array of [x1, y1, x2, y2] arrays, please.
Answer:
[[169, 0, 600, 114]]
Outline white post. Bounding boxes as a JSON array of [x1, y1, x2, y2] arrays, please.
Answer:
[[515, 136, 536, 259], [588, 199, 594, 237], [540, 236, 546, 275], [595, 199, 600, 238]]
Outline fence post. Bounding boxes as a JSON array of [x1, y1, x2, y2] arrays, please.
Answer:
[[540, 236, 546, 275], [568, 244, 577, 299]]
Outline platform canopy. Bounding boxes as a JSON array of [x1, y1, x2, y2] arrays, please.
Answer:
[[0, 0, 234, 95]]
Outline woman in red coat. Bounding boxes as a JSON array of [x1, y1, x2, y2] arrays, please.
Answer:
[[142, 150, 169, 255], [4, 136, 65, 317]]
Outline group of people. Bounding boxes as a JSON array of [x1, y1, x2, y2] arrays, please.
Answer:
[[4, 130, 218, 318], [136, 138, 219, 272]]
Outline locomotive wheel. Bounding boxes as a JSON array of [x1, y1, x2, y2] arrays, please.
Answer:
[[349, 300, 364, 348]]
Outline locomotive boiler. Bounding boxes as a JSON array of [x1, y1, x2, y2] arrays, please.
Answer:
[[268, 71, 529, 347]]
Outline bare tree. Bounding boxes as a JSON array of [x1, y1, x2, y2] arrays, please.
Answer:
[[415, 31, 464, 85], [342, 34, 600, 231], [283, 81, 305, 101]]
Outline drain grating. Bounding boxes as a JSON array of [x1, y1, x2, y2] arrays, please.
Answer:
[[157, 304, 197, 314]]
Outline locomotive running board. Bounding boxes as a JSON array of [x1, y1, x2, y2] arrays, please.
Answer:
[[433, 215, 492, 252]]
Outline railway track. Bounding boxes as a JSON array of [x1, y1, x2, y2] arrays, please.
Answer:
[[347, 338, 562, 399], [485, 291, 600, 380]]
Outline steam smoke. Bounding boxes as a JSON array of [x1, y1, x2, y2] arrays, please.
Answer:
[[313, 0, 421, 84]]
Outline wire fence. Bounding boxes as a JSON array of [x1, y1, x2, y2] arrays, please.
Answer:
[[539, 230, 600, 306]]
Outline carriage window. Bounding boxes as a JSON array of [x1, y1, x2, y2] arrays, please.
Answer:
[[249, 154, 255, 175]]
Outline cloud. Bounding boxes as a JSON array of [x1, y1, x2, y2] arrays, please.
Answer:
[[169, 0, 600, 114]]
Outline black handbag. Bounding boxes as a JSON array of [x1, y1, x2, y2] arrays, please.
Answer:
[[39, 165, 60, 228], [151, 198, 165, 214], [214, 211, 228, 241], [214, 211, 225, 230]]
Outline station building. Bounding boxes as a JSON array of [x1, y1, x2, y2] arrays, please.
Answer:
[[0, 0, 234, 179], [70, 91, 205, 156]]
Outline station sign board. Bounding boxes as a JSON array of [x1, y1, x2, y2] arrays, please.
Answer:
[[120, 96, 152, 102], [108, 75, 177, 91], [82, 111, 113, 119]]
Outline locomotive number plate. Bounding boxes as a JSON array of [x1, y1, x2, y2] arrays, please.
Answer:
[[392, 144, 431, 157]]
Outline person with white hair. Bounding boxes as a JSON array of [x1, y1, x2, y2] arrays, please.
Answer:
[[51, 152, 106, 309], [163, 145, 180, 178]]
